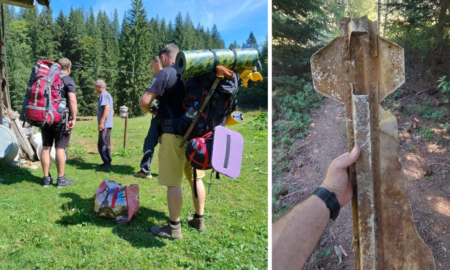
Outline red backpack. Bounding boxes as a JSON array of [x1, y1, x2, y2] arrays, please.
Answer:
[[21, 60, 68, 127]]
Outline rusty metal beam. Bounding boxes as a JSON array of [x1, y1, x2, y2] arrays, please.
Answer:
[[311, 16, 435, 270]]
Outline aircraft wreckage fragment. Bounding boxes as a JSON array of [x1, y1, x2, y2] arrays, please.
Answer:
[[311, 17, 435, 270]]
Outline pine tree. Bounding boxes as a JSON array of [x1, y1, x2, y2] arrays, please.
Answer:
[[195, 24, 206, 49], [65, 8, 87, 63], [184, 12, 196, 49], [204, 27, 213, 49], [111, 9, 120, 42], [149, 18, 162, 55], [6, 7, 31, 110], [243, 31, 258, 50], [159, 18, 168, 46], [22, 8, 38, 58], [116, 0, 152, 116], [228, 40, 239, 49], [34, 8, 58, 60], [211, 24, 224, 48], [272, 0, 333, 75], [97, 11, 119, 109], [54, 10, 68, 57], [174, 12, 189, 50], [167, 20, 174, 44]]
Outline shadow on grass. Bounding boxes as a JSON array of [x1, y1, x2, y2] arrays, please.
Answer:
[[68, 157, 136, 175], [0, 163, 42, 185], [56, 192, 170, 248]]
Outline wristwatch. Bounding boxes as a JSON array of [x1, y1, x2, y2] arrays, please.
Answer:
[[313, 187, 340, 220]]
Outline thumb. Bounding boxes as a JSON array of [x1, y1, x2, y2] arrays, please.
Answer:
[[333, 145, 360, 169]]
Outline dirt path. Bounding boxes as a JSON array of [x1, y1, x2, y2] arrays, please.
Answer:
[[274, 98, 450, 269]]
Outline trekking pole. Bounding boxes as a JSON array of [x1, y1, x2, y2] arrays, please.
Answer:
[[179, 77, 220, 147]]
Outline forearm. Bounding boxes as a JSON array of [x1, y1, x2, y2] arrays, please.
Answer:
[[100, 105, 110, 123], [140, 103, 152, 114], [68, 95, 77, 120], [272, 195, 330, 269], [139, 91, 157, 114]]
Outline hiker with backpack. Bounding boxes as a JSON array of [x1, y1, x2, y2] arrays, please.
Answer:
[[139, 44, 206, 240], [133, 56, 162, 179], [95, 79, 114, 172], [39, 58, 77, 188]]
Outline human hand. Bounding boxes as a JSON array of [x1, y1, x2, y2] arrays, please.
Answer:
[[320, 145, 360, 207], [98, 122, 104, 132], [68, 120, 76, 132]]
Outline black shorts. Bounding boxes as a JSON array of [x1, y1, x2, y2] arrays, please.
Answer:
[[41, 123, 71, 149]]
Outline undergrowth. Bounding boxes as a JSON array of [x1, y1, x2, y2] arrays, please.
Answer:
[[272, 76, 323, 175]]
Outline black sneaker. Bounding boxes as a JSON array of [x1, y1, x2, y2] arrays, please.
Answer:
[[102, 163, 113, 171], [42, 175, 54, 188], [57, 175, 74, 188]]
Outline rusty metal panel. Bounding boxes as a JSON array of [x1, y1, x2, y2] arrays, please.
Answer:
[[311, 16, 435, 270]]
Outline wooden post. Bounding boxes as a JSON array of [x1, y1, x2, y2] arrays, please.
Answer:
[[123, 112, 128, 148]]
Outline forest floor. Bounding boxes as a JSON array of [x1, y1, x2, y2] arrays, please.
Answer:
[[273, 95, 450, 269]]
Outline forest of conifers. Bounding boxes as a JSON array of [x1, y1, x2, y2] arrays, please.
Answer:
[[2, 0, 268, 116]]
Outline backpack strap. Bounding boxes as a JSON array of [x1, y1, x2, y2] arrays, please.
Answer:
[[164, 102, 176, 122]]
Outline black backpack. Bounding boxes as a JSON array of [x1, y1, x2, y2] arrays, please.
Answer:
[[183, 70, 239, 140]]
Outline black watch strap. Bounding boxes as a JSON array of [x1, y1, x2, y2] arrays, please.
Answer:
[[313, 187, 340, 220]]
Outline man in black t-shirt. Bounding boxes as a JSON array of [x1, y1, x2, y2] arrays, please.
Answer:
[[139, 44, 206, 240], [41, 58, 77, 188]]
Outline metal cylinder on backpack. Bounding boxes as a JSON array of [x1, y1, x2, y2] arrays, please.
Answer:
[[175, 48, 259, 78]]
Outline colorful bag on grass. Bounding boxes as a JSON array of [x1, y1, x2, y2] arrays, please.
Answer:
[[94, 180, 139, 223]]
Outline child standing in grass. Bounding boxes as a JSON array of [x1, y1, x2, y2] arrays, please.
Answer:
[[95, 79, 114, 171]]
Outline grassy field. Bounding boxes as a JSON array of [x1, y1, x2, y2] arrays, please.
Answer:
[[0, 111, 268, 269]]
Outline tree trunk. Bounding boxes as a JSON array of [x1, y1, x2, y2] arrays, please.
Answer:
[[432, 0, 450, 69], [378, 0, 381, 32], [383, 0, 390, 38]]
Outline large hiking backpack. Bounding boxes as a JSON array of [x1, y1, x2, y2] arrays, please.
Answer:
[[20, 60, 68, 127], [182, 70, 239, 139], [182, 70, 243, 198]]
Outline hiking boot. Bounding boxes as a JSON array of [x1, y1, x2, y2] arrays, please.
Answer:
[[42, 175, 54, 188], [56, 175, 74, 188], [102, 163, 113, 172], [133, 170, 152, 179], [186, 215, 205, 232], [150, 222, 182, 240]]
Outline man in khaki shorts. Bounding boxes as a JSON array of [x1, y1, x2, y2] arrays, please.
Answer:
[[139, 43, 206, 240]]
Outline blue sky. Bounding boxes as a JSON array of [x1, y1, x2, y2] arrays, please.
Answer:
[[35, 0, 268, 49]]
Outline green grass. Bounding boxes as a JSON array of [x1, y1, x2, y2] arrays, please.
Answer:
[[0, 111, 268, 269]]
